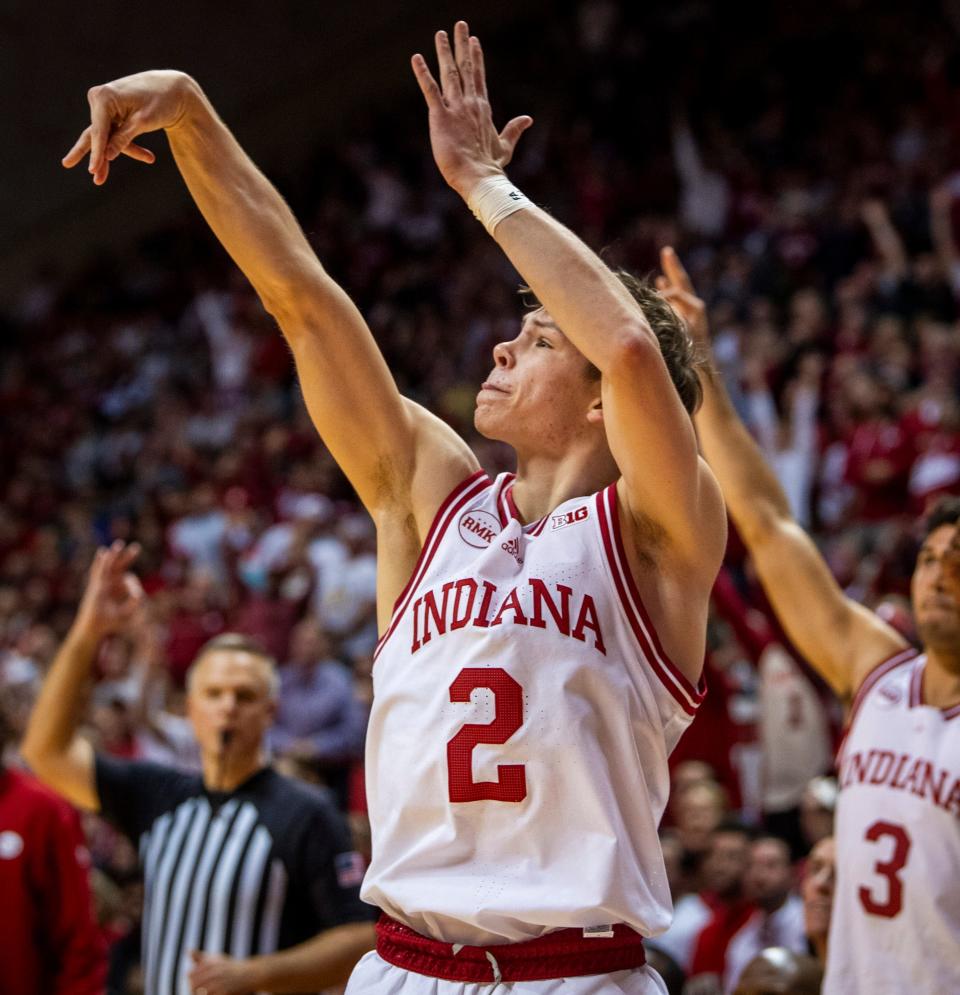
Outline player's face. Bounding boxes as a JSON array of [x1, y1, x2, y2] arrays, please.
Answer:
[[911, 523, 960, 656], [801, 836, 835, 942], [186, 650, 277, 760], [475, 309, 602, 453]]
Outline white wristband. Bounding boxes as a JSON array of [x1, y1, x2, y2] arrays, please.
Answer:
[[466, 175, 531, 236]]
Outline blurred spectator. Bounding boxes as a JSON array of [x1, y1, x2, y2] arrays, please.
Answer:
[[731, 948, 823, 995], [655, 818, 751, 976], [797, 776, 837, 855], [722, 837, 807, 992], [800, 835, 836, 968], [271, 619, 368, 768], [685, 821, 756, 987]]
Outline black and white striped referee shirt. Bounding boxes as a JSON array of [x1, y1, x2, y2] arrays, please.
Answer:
[[95, 756, 372, 995]]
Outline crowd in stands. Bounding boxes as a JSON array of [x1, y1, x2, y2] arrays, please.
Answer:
[[3, 1, 959, 991]]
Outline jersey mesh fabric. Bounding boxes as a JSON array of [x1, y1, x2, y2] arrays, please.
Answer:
[[362, 472, 704, 946]]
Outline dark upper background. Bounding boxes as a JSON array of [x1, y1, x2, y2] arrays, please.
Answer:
[[0, 0, 552, 296]]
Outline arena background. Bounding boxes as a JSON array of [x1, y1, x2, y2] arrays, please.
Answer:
[[3, 0, 959, 991]]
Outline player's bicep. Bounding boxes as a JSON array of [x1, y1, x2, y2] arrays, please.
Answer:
[[749, 520, 907, 699], [602, 345, 722, 562]]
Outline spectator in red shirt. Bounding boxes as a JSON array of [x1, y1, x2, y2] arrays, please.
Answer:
[[0, 703, 106, 995]]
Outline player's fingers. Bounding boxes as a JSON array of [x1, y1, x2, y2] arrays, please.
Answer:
[[121, 142, 156, 164], [411, 54, 445, 110], [435, 29, 462, 102], [62, 127, 93, 168], [453, 21, 475, 98], [661, 245, 694, 293], [498, 116, 533, 163], [470, 36, 488, 101], [655, 275, 669, 292], [86, 86, 113, 178], [105, 114, 146, 161]]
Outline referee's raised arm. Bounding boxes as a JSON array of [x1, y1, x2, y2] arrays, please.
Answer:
[[22, 541, 144, 811]]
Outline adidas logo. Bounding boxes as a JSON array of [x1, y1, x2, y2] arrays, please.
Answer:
[[501, 537, 524, 566]]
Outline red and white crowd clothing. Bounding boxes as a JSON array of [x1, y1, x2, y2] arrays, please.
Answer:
[[0, 767, 106, 995]]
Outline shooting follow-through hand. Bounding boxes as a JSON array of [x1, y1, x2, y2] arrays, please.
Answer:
[[62, 70, 198, 186], [411, 20, 533, 198]]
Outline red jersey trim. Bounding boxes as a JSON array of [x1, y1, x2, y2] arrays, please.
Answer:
[[595, 484, 705, 716], [504, 479, 550, 536], [496, 473, 516, 528], [375, 470, 490, 662], [847, 646, 918, 727], [376, 915, 645, 983], [528, 514, 549, 537]]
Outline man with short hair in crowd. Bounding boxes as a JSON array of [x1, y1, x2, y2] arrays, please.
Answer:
[[723, 837, 807, 992], [23, 541, 375, 994]]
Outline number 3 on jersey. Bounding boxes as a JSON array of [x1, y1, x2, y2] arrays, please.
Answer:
[[859, 820, 911, 918], [447, 667, 527, 802]]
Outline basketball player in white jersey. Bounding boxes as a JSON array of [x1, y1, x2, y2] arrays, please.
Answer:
[[656, 256, 960, 992], [64, 22, 726, 993]]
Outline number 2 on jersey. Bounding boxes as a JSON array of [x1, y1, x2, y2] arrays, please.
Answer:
[[447, 667, 527, 803], [858, 820, 911, 918]]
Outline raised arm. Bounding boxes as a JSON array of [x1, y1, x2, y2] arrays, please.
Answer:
[[411, 23, 724, 572], [22, 542, 144, 811], [63, 72, 475, 521], [657, 257, 906, 699]]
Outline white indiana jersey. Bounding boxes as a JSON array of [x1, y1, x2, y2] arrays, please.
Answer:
[[826, 648, 960, 993], [362, 471, 705, 946]]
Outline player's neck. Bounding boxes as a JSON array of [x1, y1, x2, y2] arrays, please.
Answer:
[[920, 650, 960, 709], [511, 447, 618, 522]]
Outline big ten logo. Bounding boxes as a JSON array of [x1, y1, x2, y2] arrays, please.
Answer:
[[458, 510, 501, 548], [551, 506, 589, 531]]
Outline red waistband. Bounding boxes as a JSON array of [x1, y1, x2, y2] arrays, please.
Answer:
[[375, 914, 646, 983]]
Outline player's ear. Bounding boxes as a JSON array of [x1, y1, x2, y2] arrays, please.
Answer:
[[586, 396, 604, 425]]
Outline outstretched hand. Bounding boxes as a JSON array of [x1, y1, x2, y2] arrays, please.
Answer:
[[74, 541, 145, 641], [655, 246, 709, 346], [411, 20, 533, 197], [62, 70, 197, 186]]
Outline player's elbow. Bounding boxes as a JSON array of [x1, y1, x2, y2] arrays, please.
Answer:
[[260, 264, 341, 342], [606, 326, 663, 379], [732, 496, 795, 550]]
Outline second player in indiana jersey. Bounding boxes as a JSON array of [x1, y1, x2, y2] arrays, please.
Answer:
[[663, 254, 960, 994], [62, 20, 726, 994]]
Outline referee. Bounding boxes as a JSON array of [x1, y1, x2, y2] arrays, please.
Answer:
[[23, 542, 376, 994]]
